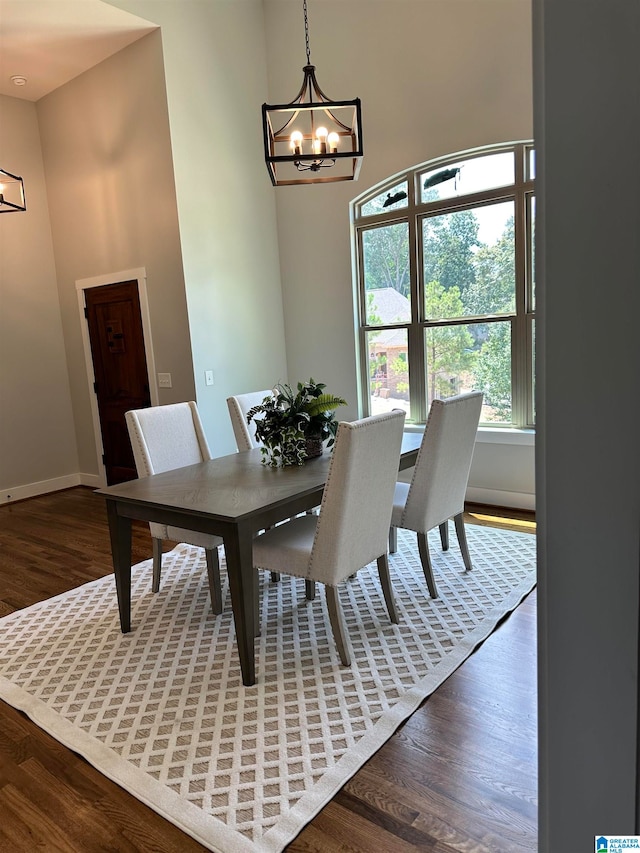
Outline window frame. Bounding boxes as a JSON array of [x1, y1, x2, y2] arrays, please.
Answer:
[[353, 141, 535, 428]]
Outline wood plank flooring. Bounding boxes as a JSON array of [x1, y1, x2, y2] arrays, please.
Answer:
[[0, 487, 537, 852]]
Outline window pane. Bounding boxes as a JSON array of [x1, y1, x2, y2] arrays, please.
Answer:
[[367, 328, 411, 416], [420, 152, 514, 204], [528, 148, 536, 180], [361, 181, 409, 216], [425, 321, 512, 424], [363, 223, 410, 324], [423, 201, 515, 319]]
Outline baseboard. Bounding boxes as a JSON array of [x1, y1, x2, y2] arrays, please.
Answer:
[[466, 486, 535, 512], [78, 473, 102, 489], [0, 473, 102, 505]]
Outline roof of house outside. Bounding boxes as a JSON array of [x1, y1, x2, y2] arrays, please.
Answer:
[[368, 287, 410, 323], [367, 288, 410, 348]]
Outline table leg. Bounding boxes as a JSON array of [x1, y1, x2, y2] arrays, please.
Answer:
[[106, 499, 132, 633], [223, 526, 256, 686]]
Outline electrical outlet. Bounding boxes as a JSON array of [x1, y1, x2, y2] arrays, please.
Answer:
[[158, 373, 172, 388], [205, 370, 214, 386]]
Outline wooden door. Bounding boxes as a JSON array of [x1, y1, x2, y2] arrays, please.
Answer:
[[85, 280, 151, 485]]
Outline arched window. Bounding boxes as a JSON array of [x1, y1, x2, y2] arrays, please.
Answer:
[[352, 142, 535, 428]]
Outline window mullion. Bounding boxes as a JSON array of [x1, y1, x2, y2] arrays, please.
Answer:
[[408, 207, 425, 422], [355, 226, 372, 416], [511, 157, 528, 427]]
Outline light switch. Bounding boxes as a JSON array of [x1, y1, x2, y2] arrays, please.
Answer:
[[205, 370, 214, 386], [158, 372, 172, 388]]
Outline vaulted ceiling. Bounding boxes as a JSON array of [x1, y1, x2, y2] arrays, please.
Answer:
[[0, 0, 156, 101]]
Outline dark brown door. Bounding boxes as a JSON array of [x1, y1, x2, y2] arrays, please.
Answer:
[[85, 280, 151, 485]]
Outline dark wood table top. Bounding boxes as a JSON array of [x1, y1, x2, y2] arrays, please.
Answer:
[[97, 431, 422, 522]]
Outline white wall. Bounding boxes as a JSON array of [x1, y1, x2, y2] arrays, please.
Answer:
[[264, 0, 535, 508], [37, 31, 196, 479], [0, 94, 79, 501], [109, 0, 288, 457]]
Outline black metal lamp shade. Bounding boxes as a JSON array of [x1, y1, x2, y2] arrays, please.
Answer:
[[0, 169, 26, 212], [262, 65, 363, 187]]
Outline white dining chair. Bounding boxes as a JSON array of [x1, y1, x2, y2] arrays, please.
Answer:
[[226, 389, 273, 451], [125, 402, 225, 614], [253, 409, 406, 666], [227, 387, 282, 584], [389, 391, 483, 599]]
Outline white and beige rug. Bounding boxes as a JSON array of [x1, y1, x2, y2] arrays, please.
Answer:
[[0, 524, 536, 852]]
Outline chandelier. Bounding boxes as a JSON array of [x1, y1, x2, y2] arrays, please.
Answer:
[[0, 168, 26, 212], [261, 0, 363, 187]]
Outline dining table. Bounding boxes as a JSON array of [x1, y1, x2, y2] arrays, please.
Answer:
[[97, 431, 422, 686]]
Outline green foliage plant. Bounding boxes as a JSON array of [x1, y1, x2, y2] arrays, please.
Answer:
[[247, 379, 347, 467]]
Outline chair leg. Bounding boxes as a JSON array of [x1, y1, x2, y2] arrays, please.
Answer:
[[325, 586, 350, 666], [205, 547, 223, 615], [417, 532, 439, 598], [376, 554, 398, 624], [152, 538, 162, 593], [305, 579, 316, 600], [389, 526, 398, 554], [439, 521, 449, 551], [454, 512, 473, 572]]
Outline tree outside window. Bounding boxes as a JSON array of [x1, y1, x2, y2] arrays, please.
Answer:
[[354, 143, 535, 428]]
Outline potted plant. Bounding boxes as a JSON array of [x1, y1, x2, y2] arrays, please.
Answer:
[[247, 379, 347, 467]]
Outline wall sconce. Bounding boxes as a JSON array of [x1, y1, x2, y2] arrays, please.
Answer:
[[261, 0, 363, 186], [0, 169, 26, 212]]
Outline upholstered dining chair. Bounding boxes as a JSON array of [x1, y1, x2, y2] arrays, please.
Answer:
[[253, 409, 406, 666], [226, 389, 273, 451], [389, 391, 483, 599], [227, 388, 280, 584], [125, 402, 224, 614]]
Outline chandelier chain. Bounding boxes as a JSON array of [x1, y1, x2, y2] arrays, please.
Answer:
[[303, 0, 311, 66]]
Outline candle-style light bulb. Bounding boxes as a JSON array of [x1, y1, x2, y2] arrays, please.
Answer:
[[327, 132, 339, 154], [315, 126, 328, 155], [290, 130, 303, 157]]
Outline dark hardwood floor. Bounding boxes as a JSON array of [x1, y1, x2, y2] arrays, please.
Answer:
[[0, 487, 537, 852]]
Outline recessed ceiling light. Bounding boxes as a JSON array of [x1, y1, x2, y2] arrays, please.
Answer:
[[10, 76, 27, 87]]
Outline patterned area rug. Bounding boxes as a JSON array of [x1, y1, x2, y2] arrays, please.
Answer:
[[0, 525, 536, 852]]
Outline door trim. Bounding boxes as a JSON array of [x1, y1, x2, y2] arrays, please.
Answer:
[[76, 267, 158, 487]]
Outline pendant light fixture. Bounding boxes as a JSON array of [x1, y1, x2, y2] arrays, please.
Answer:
[[0, 169, 26, 212], [261, 0, 363, 187]]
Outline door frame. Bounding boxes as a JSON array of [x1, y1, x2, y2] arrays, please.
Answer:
[[76, 267, 158, 487]]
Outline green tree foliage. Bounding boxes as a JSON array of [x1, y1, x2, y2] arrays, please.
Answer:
[[423, 209, 479, 297], [464, 216, 516, 316], [461, 217, 514, 421], [425, 281, 475, 403], [364, 201, 518, 422], [366, 291, 382, 327], [362, 222, 410, 296], [474, 323, 512, 421]]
